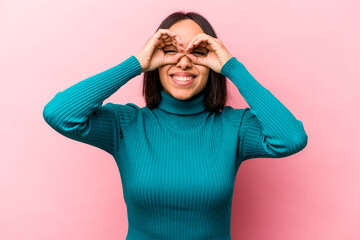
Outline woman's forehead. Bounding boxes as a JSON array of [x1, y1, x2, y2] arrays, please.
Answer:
[[169, 20, 203, 44]]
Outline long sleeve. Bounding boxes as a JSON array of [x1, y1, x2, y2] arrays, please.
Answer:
[[220, 57, 308, 164], [42, 55, 142, 156]]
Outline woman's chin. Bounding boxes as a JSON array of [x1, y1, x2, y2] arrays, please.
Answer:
[[166, 89, 195, 101]]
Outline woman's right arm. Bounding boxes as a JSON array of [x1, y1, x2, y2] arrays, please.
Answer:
[[42, 56, 142, 156], [43, 29, 184, 155]]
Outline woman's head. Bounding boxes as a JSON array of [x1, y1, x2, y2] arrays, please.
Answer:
[[143, 11, 227, 112], [158, 19, 210, 101]]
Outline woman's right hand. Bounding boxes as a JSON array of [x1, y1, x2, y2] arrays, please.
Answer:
[[135, 29, 186, 72]]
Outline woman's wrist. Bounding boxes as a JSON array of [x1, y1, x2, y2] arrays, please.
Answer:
[[134, 55, 145, 72]]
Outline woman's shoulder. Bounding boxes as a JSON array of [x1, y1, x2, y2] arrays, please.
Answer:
[[102, 102, 141, 113], [221, 105, 249, 118], [100, 102, 144, 126], [219, 105, 251, 128]]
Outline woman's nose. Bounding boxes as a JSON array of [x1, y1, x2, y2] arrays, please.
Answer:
[[176, 53, 193, 68]]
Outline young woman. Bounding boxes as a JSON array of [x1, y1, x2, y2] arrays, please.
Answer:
[[43, 11, 308, 240]]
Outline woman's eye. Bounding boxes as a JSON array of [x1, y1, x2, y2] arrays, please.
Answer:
[[163, 50, 177, 53], [163, 49, 206, 56], [192, 51, 206, 55]]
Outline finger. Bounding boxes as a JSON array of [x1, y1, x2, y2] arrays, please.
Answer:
[[159, 38, 177, 50], [158, 28, 176, 36], [187, 35, 209, 50], [153, 33, 167, 47], [187, 53, 208, 67], [173, 34, 184, 46], [174, 52, 186, 62], [163, 39, 183, 52], [175, 40, 185, 51], [161, 34, 173, 44], [186, 53, 202, 65], [185, 33, 207, 51], [165, 52, 185, 65], [158, 30, 184, 50], [185, 53, 197, 63], [157, 42, 166, 49], [156, 29, 172, 40], [187, 36, 216, 52], [160, 29, 183, 44], [166, 32, 184, 50], [163, 38, 174, 46], [192, 34, 215, 50], [154, 29, 175, 44], [159, 29, 183, 46], [184, 33, 204, 49], [164, 38, 184, 51]]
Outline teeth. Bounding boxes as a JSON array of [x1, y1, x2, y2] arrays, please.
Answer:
[[172, 76, 194, 81]]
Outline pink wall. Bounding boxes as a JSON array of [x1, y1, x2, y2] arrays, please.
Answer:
[[1, 0, 359, 239]]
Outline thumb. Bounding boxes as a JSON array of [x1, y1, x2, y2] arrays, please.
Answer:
[[167, 52, 185, 64], [174, 52, 186, 61], [186, 54, 202, 65]]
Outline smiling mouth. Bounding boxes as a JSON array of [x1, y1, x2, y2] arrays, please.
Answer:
[[170, 75, 197, 86], [170, 75, 195, 81]]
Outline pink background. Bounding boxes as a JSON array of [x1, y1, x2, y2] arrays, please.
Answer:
[[1, 0, 359, 239]]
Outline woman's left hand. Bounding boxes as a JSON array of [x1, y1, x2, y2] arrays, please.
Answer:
[[184, 33, 234, 73]]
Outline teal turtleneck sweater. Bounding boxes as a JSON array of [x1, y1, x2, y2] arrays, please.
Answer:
[[43, 55, 307, 239]]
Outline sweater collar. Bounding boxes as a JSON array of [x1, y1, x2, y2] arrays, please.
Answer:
[[157, 89, 206, 116]]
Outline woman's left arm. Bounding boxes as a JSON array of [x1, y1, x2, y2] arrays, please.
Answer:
[[220, 57, 308, 162], [184, 34, 308, 163]]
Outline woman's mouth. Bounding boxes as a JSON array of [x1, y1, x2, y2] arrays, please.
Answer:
[[170, 75, 196, 86]]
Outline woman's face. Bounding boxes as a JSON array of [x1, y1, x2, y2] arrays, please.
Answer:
[[158, 19, 210, 100]]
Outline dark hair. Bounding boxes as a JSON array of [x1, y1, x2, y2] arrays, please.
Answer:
[[142, 11, 228, 113]]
